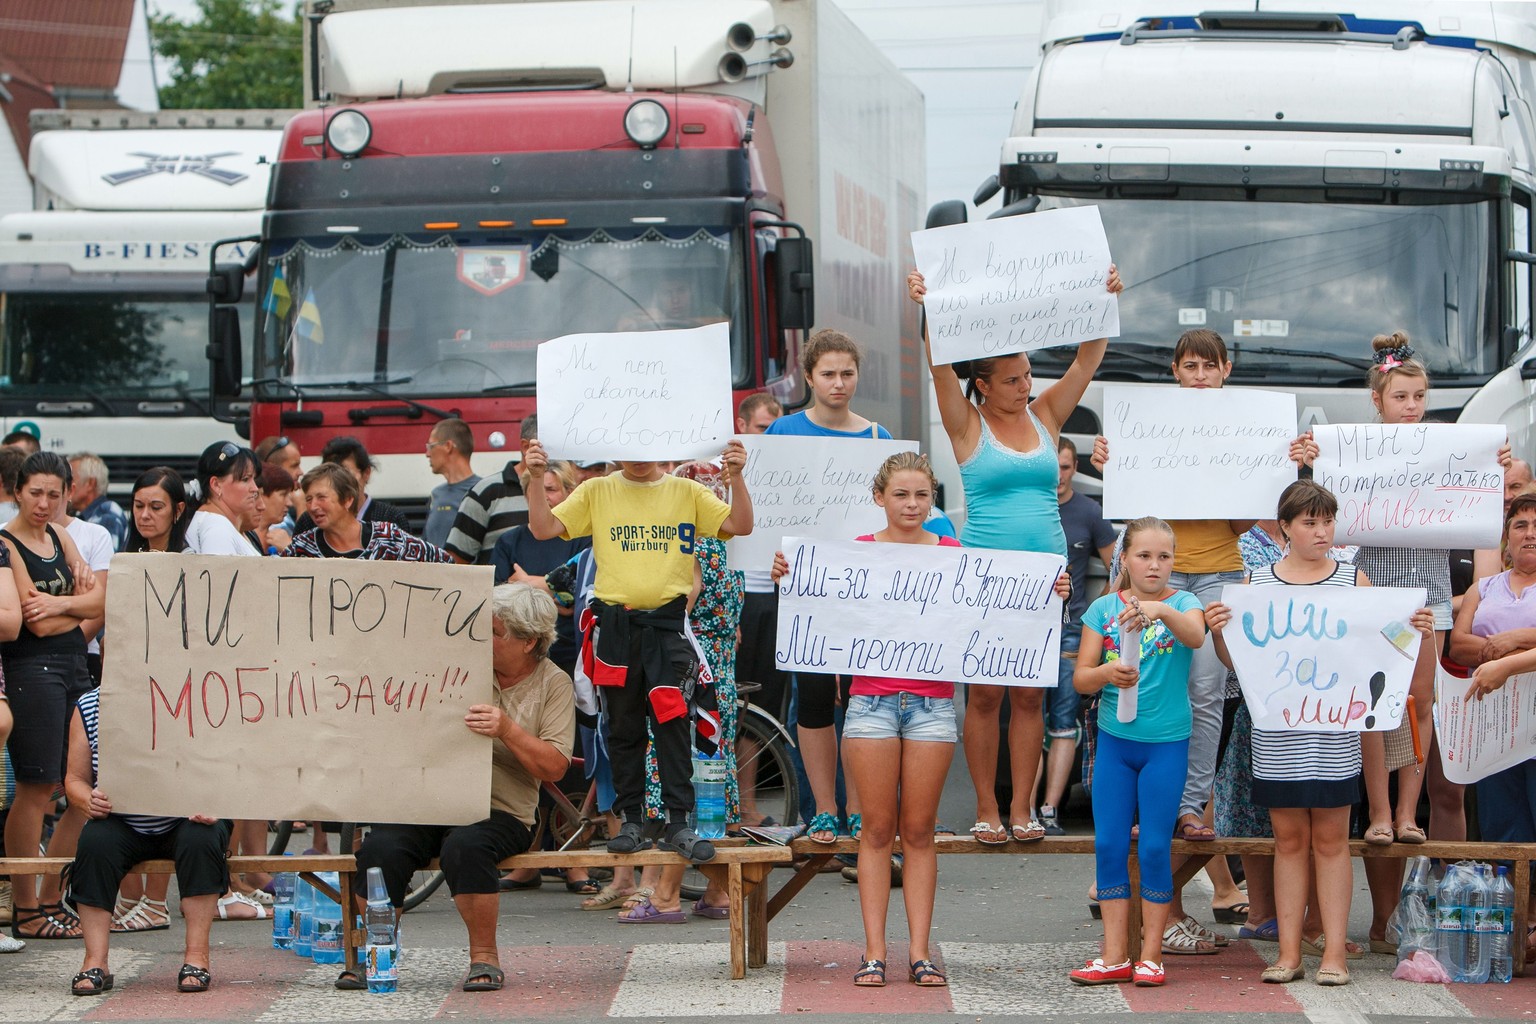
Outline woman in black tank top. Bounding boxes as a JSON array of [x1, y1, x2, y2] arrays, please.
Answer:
[[2, 451, 102, 940]]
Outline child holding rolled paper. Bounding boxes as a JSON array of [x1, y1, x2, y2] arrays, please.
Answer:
[[1071, 517, 1208, 989]]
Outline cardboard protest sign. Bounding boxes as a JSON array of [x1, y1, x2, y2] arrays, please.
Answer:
[[1221, 583, 1426, 732], [775, 537, 1065, 687], [910, 205, 1119, 365], [537, 322, 733, 461], [727, 435, 920, 572], [1101, 386, 1297, 520], [1312, 423, 1504, 549], [1435, 666, 1536, 785], [100, 554, 494, 824]]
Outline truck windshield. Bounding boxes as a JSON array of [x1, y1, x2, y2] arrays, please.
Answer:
[[0, 291, 228, 404], [256, 227, 743, 396], [1032, 197, 1497, 383]]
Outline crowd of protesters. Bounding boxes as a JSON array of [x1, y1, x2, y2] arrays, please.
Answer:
[[2, 264, 1536, 997]]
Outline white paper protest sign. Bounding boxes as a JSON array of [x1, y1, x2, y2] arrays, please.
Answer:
[[1101, 386, 1298, 520], [1434, 667, 1536, 784], [536, 322, 733, 461], [910, 205, 1119, 365], [775, 537, 1065, 687], [1222, 583, 1426, 732], [1312, 424, 1504, 549], [727, 435, 921, 572]]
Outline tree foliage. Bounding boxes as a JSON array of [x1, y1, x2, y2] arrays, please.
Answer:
[[150, 0, 303, 109]]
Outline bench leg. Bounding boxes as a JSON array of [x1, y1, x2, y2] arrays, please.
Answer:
[[747, 865, 770, 969], [1515, 858, 1530, 978], [1126, 852, 1142, 958], [340, 869, 360, 976], [728, 860, 746, 980], [767, 856, 829, 921]]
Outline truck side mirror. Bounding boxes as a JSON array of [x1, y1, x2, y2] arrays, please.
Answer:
[[208, 307, 243, 397], [988, 195, 1041, 219], [925, 200, 968, 229], [207, 264, 246, 304], [774, 235, 815, 330], [972, 175, 1001, 207]]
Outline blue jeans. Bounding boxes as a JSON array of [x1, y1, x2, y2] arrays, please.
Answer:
[[842, 693, 957, 743], [1047, 627, 1083, 736], [1168, 569, 1245, 819]]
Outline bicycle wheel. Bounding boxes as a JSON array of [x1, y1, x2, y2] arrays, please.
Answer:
[[339, 823, 447, 914], [680, 706, 798, 901], [268, 821, 295, 856]]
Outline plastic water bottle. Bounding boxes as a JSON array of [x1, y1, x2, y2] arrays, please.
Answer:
[[364, 867, 398, 994], [294, 878, 315, 958], [270, 871, 296, 950], [1116, 623, 1142, 723], [1463, 864, 1492, 983], [1402, 855, 1433, 903], [1488, 865, 1515, 984], [311, 872, 344, 965], [1434, 861, 1468, 978], [691, 754, 728, 840]]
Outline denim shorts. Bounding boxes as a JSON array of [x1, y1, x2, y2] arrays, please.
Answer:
[[1047, 628, 1083, 736], [841, 693, 957, 743]]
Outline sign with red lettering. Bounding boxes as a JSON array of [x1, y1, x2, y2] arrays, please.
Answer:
[[1220, 583, 1427, 732], [1312, 423, 1505, 549], [99, 554, 494, 824]]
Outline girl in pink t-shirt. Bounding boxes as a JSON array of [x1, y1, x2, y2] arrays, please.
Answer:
[[771, 452, 957, 988]]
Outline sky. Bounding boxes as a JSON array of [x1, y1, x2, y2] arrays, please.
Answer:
[[142, 0, 1046, 216]]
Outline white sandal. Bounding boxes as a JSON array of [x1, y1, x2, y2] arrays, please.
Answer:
[[216, 891, 269, 920], [113, 896, 170, 932]]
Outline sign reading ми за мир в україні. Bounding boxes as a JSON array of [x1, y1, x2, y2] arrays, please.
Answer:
[[98, 554, 494, 825]]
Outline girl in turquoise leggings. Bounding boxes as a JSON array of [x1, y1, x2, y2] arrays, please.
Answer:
[[1071, 517, 1213, 988]]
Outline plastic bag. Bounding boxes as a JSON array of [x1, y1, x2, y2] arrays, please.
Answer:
[[1394, 950, 1451, 983], [1387, 889, 1436, 962]]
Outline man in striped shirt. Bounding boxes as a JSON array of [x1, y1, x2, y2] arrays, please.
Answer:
[[445, 417, 535, 565]]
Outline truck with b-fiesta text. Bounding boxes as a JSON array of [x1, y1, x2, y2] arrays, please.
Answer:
[[0, 109, 287, 492], [206, 0, 926, 521]]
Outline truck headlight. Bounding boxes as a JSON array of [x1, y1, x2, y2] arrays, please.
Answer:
[[624, 100, 669, 150], [326, 110, 372, 158]]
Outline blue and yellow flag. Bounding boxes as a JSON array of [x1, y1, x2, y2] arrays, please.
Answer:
[[263, 264, 292, 319], [295, 288, 324, 345]]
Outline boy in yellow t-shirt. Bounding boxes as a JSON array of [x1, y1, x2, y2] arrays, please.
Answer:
[[523, 439, 753, 863]]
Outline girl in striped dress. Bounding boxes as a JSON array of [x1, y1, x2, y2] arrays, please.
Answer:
[[1207, 481, 1433, 987]]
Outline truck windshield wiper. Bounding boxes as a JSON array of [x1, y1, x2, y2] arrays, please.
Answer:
[[481, 380, 536, 394], [246, 375, 457, 419], [1228, 346, 1373, 373]]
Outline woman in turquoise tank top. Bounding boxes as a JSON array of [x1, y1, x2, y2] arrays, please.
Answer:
[[907, 264, 1122, 845]]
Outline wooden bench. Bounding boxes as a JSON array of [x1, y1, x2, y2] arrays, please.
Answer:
[[1, 843, 793, 982], [772, 836, 1535, 977]]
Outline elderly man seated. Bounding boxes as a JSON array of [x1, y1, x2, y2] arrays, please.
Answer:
[[338, 582, 575, 992]]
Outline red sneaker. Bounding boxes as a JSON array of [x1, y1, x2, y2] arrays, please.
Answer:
[[1133, 960, 1166, 987], [1069, 958, 1133, 985]]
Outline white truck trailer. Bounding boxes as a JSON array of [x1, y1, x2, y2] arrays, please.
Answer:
[[943, 1, 1536, 482], [0, 110, 289, 494]]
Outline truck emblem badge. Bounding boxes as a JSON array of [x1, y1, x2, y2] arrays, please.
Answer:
[[102, 152, 249, 186], [456, 248, 529, 296]]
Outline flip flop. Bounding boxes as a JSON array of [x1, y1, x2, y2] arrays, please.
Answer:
[[1010, 820, 1046, 843], [1239, 918, 1280, 942], [616, 898, 688, 924], [462, 962, 504, 992], [70, 968, 113, 996], [969, 821, 1008, 845], [1212, 901, 1249, 924], [1301, 935, 1364, 960], [1176, 819, 1216, 841], [565, 877, 602, 895], [692, 900, 730, 920], [334, 969, 367, 991], [176, 964, 212, 993]]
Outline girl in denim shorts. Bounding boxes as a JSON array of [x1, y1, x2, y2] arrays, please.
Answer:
[[772, 452, 957, 989]]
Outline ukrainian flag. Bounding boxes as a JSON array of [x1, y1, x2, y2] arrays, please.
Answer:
[[295, 288, 324, 345], [263, 264, 292, 319]]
